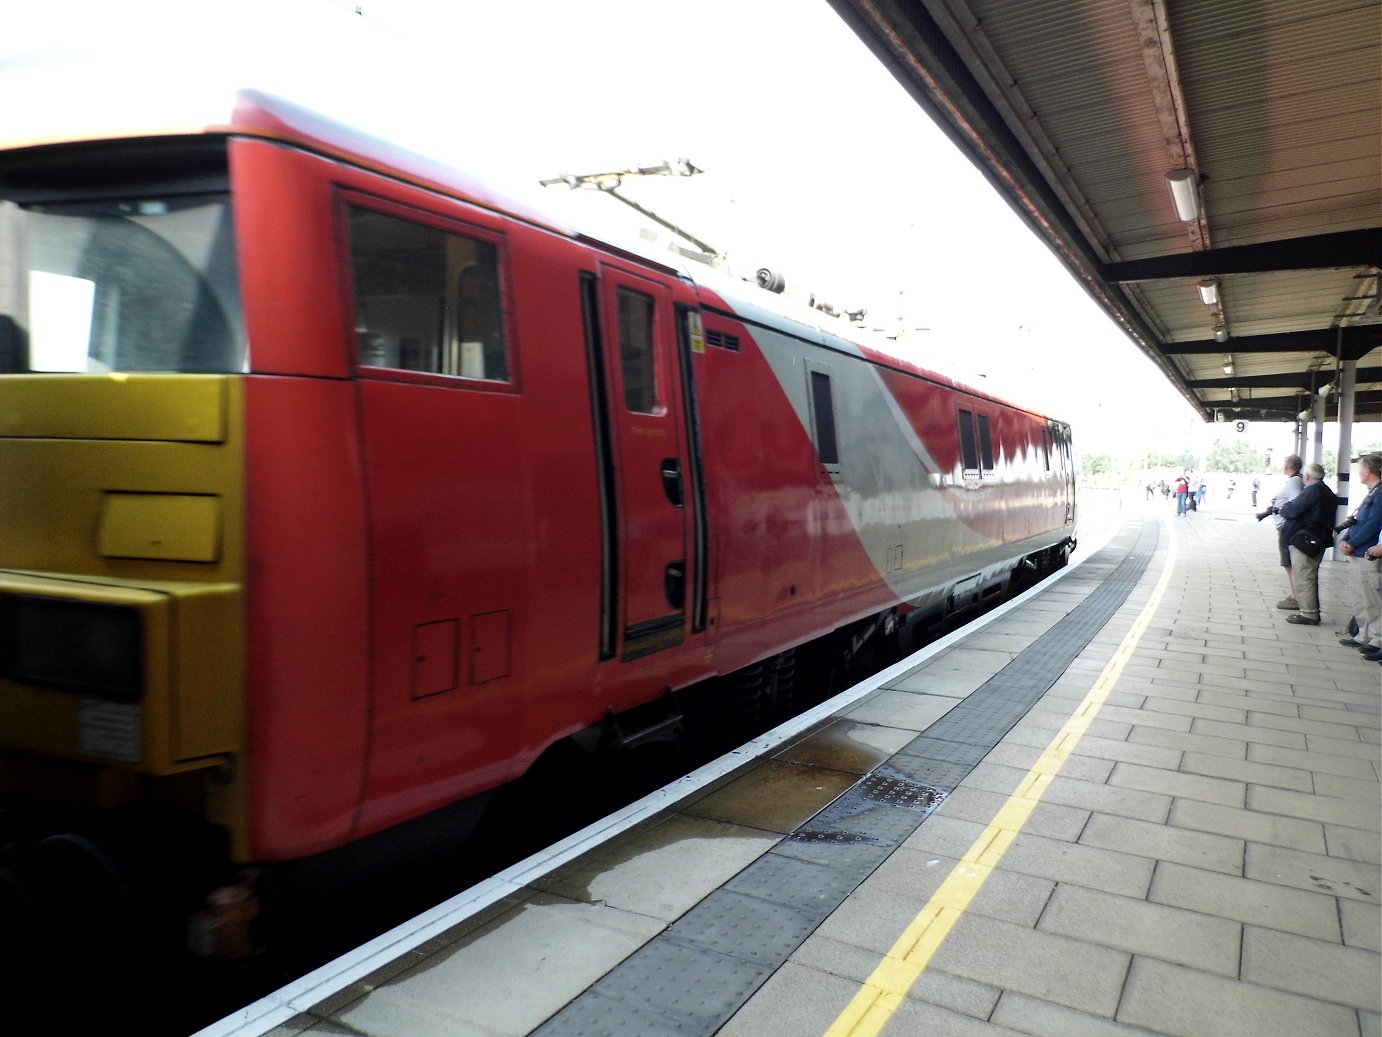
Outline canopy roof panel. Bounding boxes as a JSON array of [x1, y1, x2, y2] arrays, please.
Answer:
[[829, 0, 1381, 421]]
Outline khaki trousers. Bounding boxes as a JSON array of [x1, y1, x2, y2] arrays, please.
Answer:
[[1289, 546, 1322, 618], [1347, 553, 1382, 647]]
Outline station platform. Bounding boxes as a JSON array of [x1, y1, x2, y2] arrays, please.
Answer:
[[203, 491, 1381, 1037]]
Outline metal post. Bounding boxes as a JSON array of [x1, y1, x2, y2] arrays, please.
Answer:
[[1311, 392, 1326, 466], [1334, 331, 1356, 559]]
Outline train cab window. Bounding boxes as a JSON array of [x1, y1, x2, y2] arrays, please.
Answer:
[[348, 206, 509, 381], [616, 286, 657, 412], [978, 414, 995, 471], [5, 195, 246, 373], [958, 409, 979, 472]]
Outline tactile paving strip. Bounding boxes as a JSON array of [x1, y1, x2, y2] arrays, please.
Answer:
[[532, 518, 1159, 1035]]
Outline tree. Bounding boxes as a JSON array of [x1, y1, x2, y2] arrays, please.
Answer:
[[1205, 438, 1268, 474], [1082, 452, 1113, 478]]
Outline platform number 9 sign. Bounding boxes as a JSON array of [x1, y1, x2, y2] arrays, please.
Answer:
[[1234, 420, 1247, 433]]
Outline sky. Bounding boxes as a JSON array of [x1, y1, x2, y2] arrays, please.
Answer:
[[3, 0, 1372, 463]]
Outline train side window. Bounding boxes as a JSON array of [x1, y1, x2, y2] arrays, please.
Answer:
[[348, 205, 510, 382], [958, 409, 979, 472], [616, 286, 657, 412], [809, 370, 840, 466], [977, 413, 995, 472]]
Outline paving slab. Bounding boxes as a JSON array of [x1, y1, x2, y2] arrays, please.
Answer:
[[1035, 883, 1240, 976], [1117, 956, 1361, 1037], [1167, 796, 1326, 852], [1241, 925, 1382, 1011]]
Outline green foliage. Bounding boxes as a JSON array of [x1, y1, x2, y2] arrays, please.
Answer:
[[1205, 438, 1269, 474], [1082, 452, 1113, 477]]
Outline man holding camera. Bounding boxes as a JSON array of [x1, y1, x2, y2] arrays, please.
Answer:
[[1272, 463, 1338, 626], [1258, 454, 1304, 610], [1337, 453, 1382, 657]]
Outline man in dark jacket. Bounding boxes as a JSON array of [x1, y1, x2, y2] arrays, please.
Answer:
[[1276, 463, 1339, 626]]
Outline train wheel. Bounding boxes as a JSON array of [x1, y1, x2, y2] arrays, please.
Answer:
[[0, 831, 145, 1024], [31, 833, 144, 989], [733, 661, 770, 726], [768, 648, 797, 716], [0, 859, 40, 973]]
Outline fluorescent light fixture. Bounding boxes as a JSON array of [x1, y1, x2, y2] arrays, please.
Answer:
[[1198, 279, 1219, 306], [1166, 168, 1201, 222]]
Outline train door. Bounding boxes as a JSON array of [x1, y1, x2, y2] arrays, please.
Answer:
[[1050, 420, 1075, 523], [595, 261, 688, 660], [344, 194, 528, 825]]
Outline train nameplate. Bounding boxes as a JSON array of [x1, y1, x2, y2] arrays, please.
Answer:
[[77, 698, 142, 764]]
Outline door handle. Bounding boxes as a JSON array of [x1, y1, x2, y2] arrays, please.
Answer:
[[665, 561, 686, 609], [661, 458, 684, 507]]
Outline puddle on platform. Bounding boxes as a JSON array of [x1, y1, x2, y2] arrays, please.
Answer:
[[540, 813, 779, 917], [681, 759, 860, 833], [775, 718, 916, 773]]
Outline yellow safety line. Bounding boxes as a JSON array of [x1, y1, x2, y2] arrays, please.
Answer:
[[823, 522, 1177, 1037]]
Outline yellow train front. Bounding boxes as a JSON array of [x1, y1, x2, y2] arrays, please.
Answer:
[[0, 146, 256, 974]]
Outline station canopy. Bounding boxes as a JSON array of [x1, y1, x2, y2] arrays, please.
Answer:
[[829, 0, 1382, 422]]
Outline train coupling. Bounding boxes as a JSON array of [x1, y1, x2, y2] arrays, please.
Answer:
[[187, 870, 261, 960]]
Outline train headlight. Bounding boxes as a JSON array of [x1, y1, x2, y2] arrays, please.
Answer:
[[0, 594, 143, 702]]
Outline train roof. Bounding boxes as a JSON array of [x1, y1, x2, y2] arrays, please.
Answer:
[[685, 264, 1021, 406], [1, 89, 1062, 425], [0, 89, 580, 240]]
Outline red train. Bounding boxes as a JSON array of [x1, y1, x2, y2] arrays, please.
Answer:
[[0, 92, 1075, 951]]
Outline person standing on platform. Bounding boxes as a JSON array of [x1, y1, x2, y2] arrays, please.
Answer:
[[1174, 472, 1190, 516], [1252, 475, 1260, 507], [1337, 453, 1382, 656], [1259, 454, 1304, 609], [1276, 463, 1338, 626], [1366, 532, 1382, 665]]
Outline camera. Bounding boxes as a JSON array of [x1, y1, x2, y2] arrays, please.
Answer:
[[1256, 507, 1278, 522], [1333, 518, 1356, 534]]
